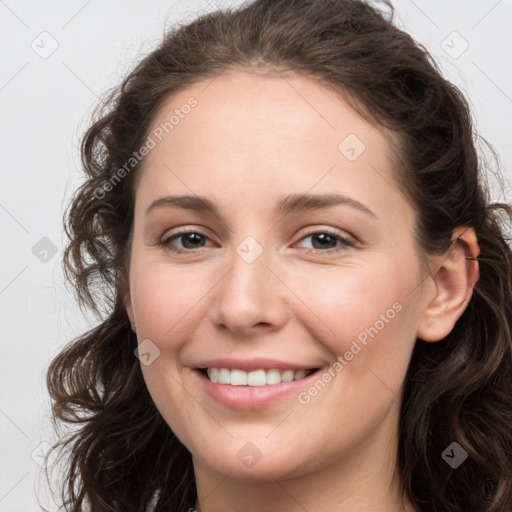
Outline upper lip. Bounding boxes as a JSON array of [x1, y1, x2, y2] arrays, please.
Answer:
[[195, 358, 319, 372]]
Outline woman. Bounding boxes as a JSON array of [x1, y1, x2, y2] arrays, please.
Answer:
[[45, 0, 512, 510]]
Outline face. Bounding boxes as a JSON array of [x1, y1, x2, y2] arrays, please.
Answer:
[[124, 69, 432, 481]]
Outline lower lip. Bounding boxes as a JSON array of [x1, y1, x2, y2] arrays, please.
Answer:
[[193, 369, 320, 410]]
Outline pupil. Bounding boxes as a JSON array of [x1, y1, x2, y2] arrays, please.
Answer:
[[183, 233, 203, 249], [313, 233, 335, 249]]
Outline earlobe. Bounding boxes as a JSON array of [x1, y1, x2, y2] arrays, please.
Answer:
[[416, 226, 480, 342]]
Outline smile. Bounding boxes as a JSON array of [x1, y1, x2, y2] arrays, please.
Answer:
[[202, 367, 317, 386], [193, 366, 323, 410]]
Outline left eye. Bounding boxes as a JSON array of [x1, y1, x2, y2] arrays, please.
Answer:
[[160, 229, 354, 253], [295, 230, 354, 252]]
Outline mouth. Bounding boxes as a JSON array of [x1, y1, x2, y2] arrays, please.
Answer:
[[193, 365, 324, 410], [192, 357, 327, 409], [197, 367, 321, 386]]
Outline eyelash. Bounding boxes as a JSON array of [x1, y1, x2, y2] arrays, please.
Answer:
[[159, 228, 355, 254]]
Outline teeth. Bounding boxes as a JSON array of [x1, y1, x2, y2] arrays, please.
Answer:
[[266, 368, 282, 385], [218, 368, 230, 384], [247, 369, 266, 386], [281, 370, 295, 382], [205, 368, 312, 385], [230, 369, 248, 386]]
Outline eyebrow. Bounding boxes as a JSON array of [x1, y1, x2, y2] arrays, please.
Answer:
[[145, 192, 377, 219]]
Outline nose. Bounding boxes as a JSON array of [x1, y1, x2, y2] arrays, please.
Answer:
[[208, 240, 291, 339]]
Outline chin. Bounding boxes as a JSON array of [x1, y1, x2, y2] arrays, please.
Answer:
[[189, 437, 317, 483]]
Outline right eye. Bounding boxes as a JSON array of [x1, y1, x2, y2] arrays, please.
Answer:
[[160, 230, 215, 253]]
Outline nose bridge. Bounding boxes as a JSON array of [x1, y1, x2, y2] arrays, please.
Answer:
[[209, 233, 288, 336]]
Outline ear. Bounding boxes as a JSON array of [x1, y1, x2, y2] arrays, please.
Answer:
[[416, 226, 480, 342]]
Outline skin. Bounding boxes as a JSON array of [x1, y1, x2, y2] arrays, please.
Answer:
[[123, 68, 480, 512]]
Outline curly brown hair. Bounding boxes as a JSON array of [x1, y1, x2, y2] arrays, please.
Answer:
[[44, 0, 512, 511]]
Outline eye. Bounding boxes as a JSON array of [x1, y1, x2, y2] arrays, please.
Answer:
[[160, 228, 354, 254], [160, 230, 214, 253], [294, 229, 355, 253]]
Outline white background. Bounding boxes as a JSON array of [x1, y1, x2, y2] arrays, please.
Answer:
[[1, 0, 511, 510]]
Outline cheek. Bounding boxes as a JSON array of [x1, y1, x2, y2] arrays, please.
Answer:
[[293, 261, 420, 401], [129, 261, 209, 422], [291, 262, 411, 344], [131, 252, 419, 359], [289, 268, 418, 450], [130, 261, 211, 343]]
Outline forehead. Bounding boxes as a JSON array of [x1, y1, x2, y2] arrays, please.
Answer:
[[145, 69, 388, 156], [135, 69, 404, 217]]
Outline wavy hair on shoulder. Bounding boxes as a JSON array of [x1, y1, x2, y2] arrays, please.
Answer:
[[45, 0, 512, 511]]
